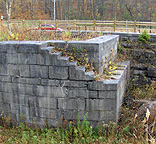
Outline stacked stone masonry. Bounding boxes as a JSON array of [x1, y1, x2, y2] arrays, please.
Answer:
[[0, 37, 130, 127]]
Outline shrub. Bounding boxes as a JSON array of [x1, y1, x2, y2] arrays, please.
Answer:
[[138, 30, 150, 44]]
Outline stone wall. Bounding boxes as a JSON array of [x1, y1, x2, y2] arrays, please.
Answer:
[[47, 35, 119, 74], [128, 49, 156, 86], [59, 30, 156, 43], [0, 37, 130, 127], [120, 39, 156, 86]]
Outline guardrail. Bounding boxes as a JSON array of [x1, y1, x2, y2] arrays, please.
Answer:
[[2, 20, 156, 32]]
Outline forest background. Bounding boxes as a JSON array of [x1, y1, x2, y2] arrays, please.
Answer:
[[0, 0, 156, 22]]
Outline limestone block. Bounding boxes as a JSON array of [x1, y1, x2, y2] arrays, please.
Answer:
[[39, 108, 57, 119], [8, 64, 19, 76], [19, 78, 41, 85], [86, 111, 99, 121], [60, 80, 87, 88], [18, 53, 37, 64], [0, 76, 11, 82], [34, 85, 52, 96], [0, 53, 8, 64], [64, 110, 86, 120], [0, 83, 12, 93], [19, 94, 28, 106], [88, 80, 118, 91], [89, 91, 98, 99], [19, 65, 30, 77], [8, 53, 18, 64], [99, 110, 116, 123], [18, 84, 34, 95], [18, 43, 41, 53], [148, 67, 156, 78], [0, 64, 9, 75], [41, 79, 60, 86], [49, 66, 68, 79], [51, 87, 67, 98], [68, 88, 88, 98], [1, 92, 12, 104], [58, 98, 85, 110], [99, 90, 117, 99], [38, 97, 57, 109], [86, 99, 116, 111], [30, 65, 48, 78]]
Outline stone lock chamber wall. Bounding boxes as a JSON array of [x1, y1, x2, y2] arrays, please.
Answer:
[[0, 36, 130, 127]]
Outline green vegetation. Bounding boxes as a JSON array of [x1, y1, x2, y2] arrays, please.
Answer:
[[51, 46, 94, 72], [0, 25, 100, 41], [138, 30, 151, 44], [129, 81, 156, 100]]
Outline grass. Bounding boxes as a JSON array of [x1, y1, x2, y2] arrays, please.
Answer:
[[0, 25, 101, 41], [128, 81, 156, 100]]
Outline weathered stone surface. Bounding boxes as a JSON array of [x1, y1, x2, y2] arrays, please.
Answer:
[[99, 90, 117, 99], [38, 97, 57, 109], [30, 65, 48, 78], [68, 88, 88, 98], [86, 99, 116, 111], [132, 70, 146, 75], [0, 37, 130, 127], [0, 53, 8, 64], [58, 98, 85, 110], [147, 67, 156, 78], [0, 64, 9, 75], [19, 65, 30, 77], [88, 80, 118, 91], [18, 53, 37, 64], [99, 111, 116, 122], [41, 79, 60, 86], [49, 66, 68, 79], [60, 80, 87, 88], [89, 91, 98, 99], [131, 64, 147, 70]]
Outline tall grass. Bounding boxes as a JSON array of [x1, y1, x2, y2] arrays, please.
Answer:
[[0, 25, 100, 41]]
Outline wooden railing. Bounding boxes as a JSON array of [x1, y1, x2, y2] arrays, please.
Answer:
[[2, 19, 156, 33]]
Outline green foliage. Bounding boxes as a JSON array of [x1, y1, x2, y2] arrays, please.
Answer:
[[138, 30, 151, 44], [52, 46, 94, 72]]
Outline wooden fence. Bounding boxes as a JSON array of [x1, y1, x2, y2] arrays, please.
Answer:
[[2, 20, 156, 33]]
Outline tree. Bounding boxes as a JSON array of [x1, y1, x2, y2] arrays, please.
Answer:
[[4, 0, 14, 34]]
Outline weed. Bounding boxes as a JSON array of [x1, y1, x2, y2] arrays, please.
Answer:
[[138, 30, 151, 44], [129, 81, 156, 100], [51, 46, 95, 72]]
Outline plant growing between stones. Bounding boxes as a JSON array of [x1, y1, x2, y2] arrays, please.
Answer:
[[94, 61, 120, 81], [51, 45, 94, 72], [138, 30, 151, 44]]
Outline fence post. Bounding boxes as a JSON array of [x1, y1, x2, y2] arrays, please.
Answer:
[[1, 18, 3, 31], [94, 19, 96, 31], [55, 19, 58, 30], [134, 20, 136, 32], [39, 20, 41, 30], [74, 19, 76, 30], [22, 20, 25, 28], [126, 20, 127, 32], [114, 20, 116, 31]]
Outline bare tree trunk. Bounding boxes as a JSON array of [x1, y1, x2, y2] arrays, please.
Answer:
[[145, 0, 149, 20], [5, 0, 14, 34], [120, 0, 123, 20], [135, 0, 138, 20]]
